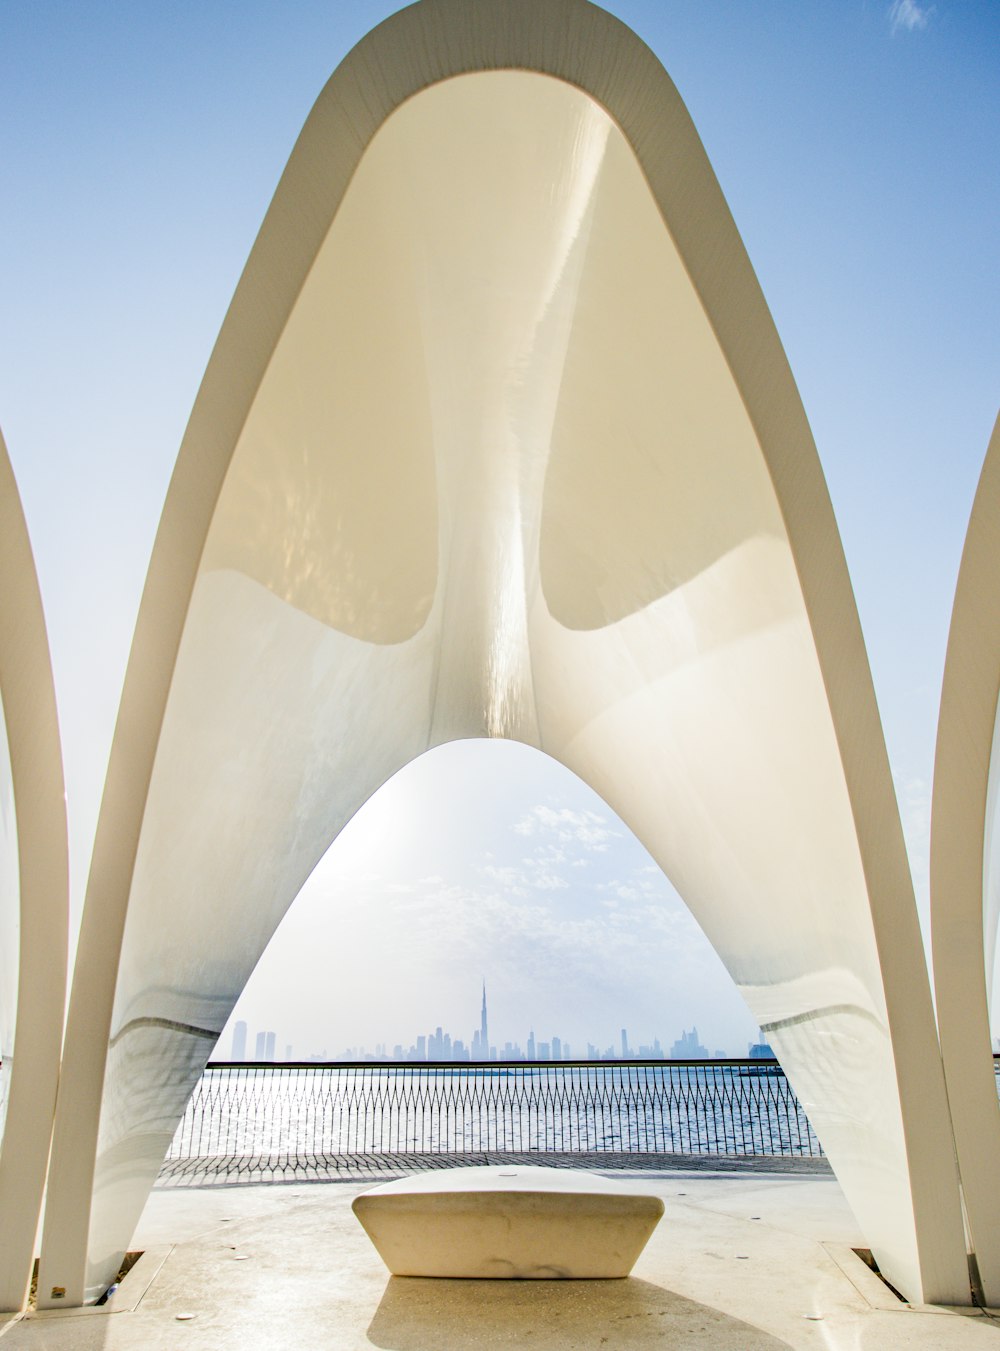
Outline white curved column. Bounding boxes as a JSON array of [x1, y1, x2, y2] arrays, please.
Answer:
[[931, 411, 1000, 1304], [0, 428, 68, 1311], [39, 0, 968, 1308]]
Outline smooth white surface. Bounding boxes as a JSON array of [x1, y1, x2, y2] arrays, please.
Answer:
[[0, 428, 68, 1311], [353, 1165, 665, 1279], [358, 1165, 660, 1198], [930, 410, 1000, 1303], [38, 0, 967, 1308]]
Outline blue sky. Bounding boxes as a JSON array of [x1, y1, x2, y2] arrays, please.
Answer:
[[1, 0, 997, 1055]]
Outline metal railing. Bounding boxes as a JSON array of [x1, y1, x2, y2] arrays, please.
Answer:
[[165, 1060, 822, 1170]]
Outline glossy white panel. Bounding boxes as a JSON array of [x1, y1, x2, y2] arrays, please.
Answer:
[[40, 0, 968, 1308]]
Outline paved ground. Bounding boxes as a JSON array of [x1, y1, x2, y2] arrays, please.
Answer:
[[2, 1168, 999, 1349], [157, 1150, 832, 1187]]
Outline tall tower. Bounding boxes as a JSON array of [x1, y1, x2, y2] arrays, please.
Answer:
[[231, 1020, 247, 1061], [480, 980, 489, 1057]]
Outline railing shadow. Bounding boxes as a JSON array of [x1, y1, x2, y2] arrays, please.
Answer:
[[366, 1275, 794, 1350]]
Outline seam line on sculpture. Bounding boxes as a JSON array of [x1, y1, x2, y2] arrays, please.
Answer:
[[109, 1017, 218, 1048], [759, 1003, 883, 1034]]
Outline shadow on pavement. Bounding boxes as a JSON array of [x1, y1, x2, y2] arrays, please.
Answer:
[[367, 1274, 794, 1349]]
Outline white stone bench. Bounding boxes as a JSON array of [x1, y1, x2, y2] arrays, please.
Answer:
[[352, 1164, 664, 1279]]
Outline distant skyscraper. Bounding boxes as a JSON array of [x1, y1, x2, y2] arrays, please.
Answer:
[[481, 980, 489, 1058], [254, 1030, 266, 1059], [552, 1035, 561, 1060], [264, 1030, 276, 1060], [670, 1026, 709, 1059], [231, 1020, 247, 1061], [527, 1029, 536, 1060], [621, 1028, 630, 1058], [748, 1030, 774, 1058]]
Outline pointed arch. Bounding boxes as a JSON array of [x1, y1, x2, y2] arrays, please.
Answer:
[[39, 0, 967, 1306]]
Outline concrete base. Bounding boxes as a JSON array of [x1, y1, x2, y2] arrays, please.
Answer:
[[352, 1164, 664, 1278], [2, 1170, 998, 1348]]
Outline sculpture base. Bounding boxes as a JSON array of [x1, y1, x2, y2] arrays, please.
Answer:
[[352, 1164, 664, 1279]]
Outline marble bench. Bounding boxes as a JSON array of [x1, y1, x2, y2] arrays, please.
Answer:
[[352, 1163, 664, 1279]]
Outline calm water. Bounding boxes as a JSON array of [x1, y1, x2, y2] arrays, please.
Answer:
[[167, 1061, 824, 1161]]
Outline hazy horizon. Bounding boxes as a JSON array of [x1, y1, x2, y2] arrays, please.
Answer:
[[219, 740, 760, 1062]]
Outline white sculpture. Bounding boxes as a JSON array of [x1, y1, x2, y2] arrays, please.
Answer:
[[34, 0, 971, 1308], [0, 428, 68, 1312], [931, 410, 1000, 1305]]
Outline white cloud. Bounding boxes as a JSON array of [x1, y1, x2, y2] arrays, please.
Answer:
[[604, 882, 641, 903], [234, 854, 757, 1057], [479, 856, 569, 893], [480, 863, 528, 896], [513, 804, 620, 850], [229, 742, 758, 1055], [889, 0, 933, 34], [528, 872, 569, 892], [531, 845, 567, 866]]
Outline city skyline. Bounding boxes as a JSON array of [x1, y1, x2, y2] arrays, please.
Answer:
[[217, 739, 763, 1060], [221, 985, 763, 1064]]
